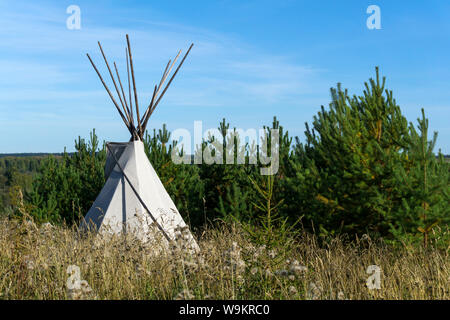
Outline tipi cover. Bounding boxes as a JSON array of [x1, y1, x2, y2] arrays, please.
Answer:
[[81, 140, 199, 250]]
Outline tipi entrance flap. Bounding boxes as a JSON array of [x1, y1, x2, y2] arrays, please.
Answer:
[[105, 142, 128, 179]]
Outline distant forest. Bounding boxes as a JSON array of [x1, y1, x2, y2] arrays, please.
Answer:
[[0, 153, 65, 158], [0, 156, 52, 210]]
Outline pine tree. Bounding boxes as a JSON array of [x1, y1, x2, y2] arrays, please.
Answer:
[[287, 68, 412, 237], [26, 129, 106, 224], [390, 109, 449, 246]]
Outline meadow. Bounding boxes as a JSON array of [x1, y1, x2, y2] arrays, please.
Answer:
[[1, 217, 448, 300]]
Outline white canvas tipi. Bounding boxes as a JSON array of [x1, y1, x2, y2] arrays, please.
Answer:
[[81, 35, 198, 250]]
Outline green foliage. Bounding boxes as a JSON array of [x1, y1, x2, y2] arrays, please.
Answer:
[[26, 130, 106, 224], [286, 68, 406, 236], [217, 183, 252, 223], [0, 156, 41, 214], [389, 109, 449, 246], [198, 118, 257, 224], [7, 67, 447, 247], [285, 68, 448, 243], [241, 172, 301, 250]]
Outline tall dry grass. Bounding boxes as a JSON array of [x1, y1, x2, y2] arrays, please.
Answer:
[[0, 217, 448, 300]]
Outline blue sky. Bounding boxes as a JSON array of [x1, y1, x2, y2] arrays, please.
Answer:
[[0, 0, 449, 153]]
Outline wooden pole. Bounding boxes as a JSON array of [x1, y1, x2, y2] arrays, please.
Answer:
[[126, 47, 134, 128], [114, 61, 138, 139], [140, 59, 171, 126], [141, 50, 181, 125], [97, 42, 131, 125], [155, 50, 181, 100], [113, 62, 131, 121], [141, 43, 194, 134], [140, 85, 158, 138], [151, 44, 193, 114], [126, 34, 142, 138], [86, 53, 133, 135]]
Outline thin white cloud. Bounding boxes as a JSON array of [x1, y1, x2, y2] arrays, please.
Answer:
[[0, 1, 324, 107], [0, 1, 330, 152]]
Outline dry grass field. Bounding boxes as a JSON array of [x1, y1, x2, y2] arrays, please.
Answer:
[[0, 217, 448, 300]]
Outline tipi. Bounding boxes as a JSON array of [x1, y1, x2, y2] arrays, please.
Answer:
[[81, 35, 198, 251]]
